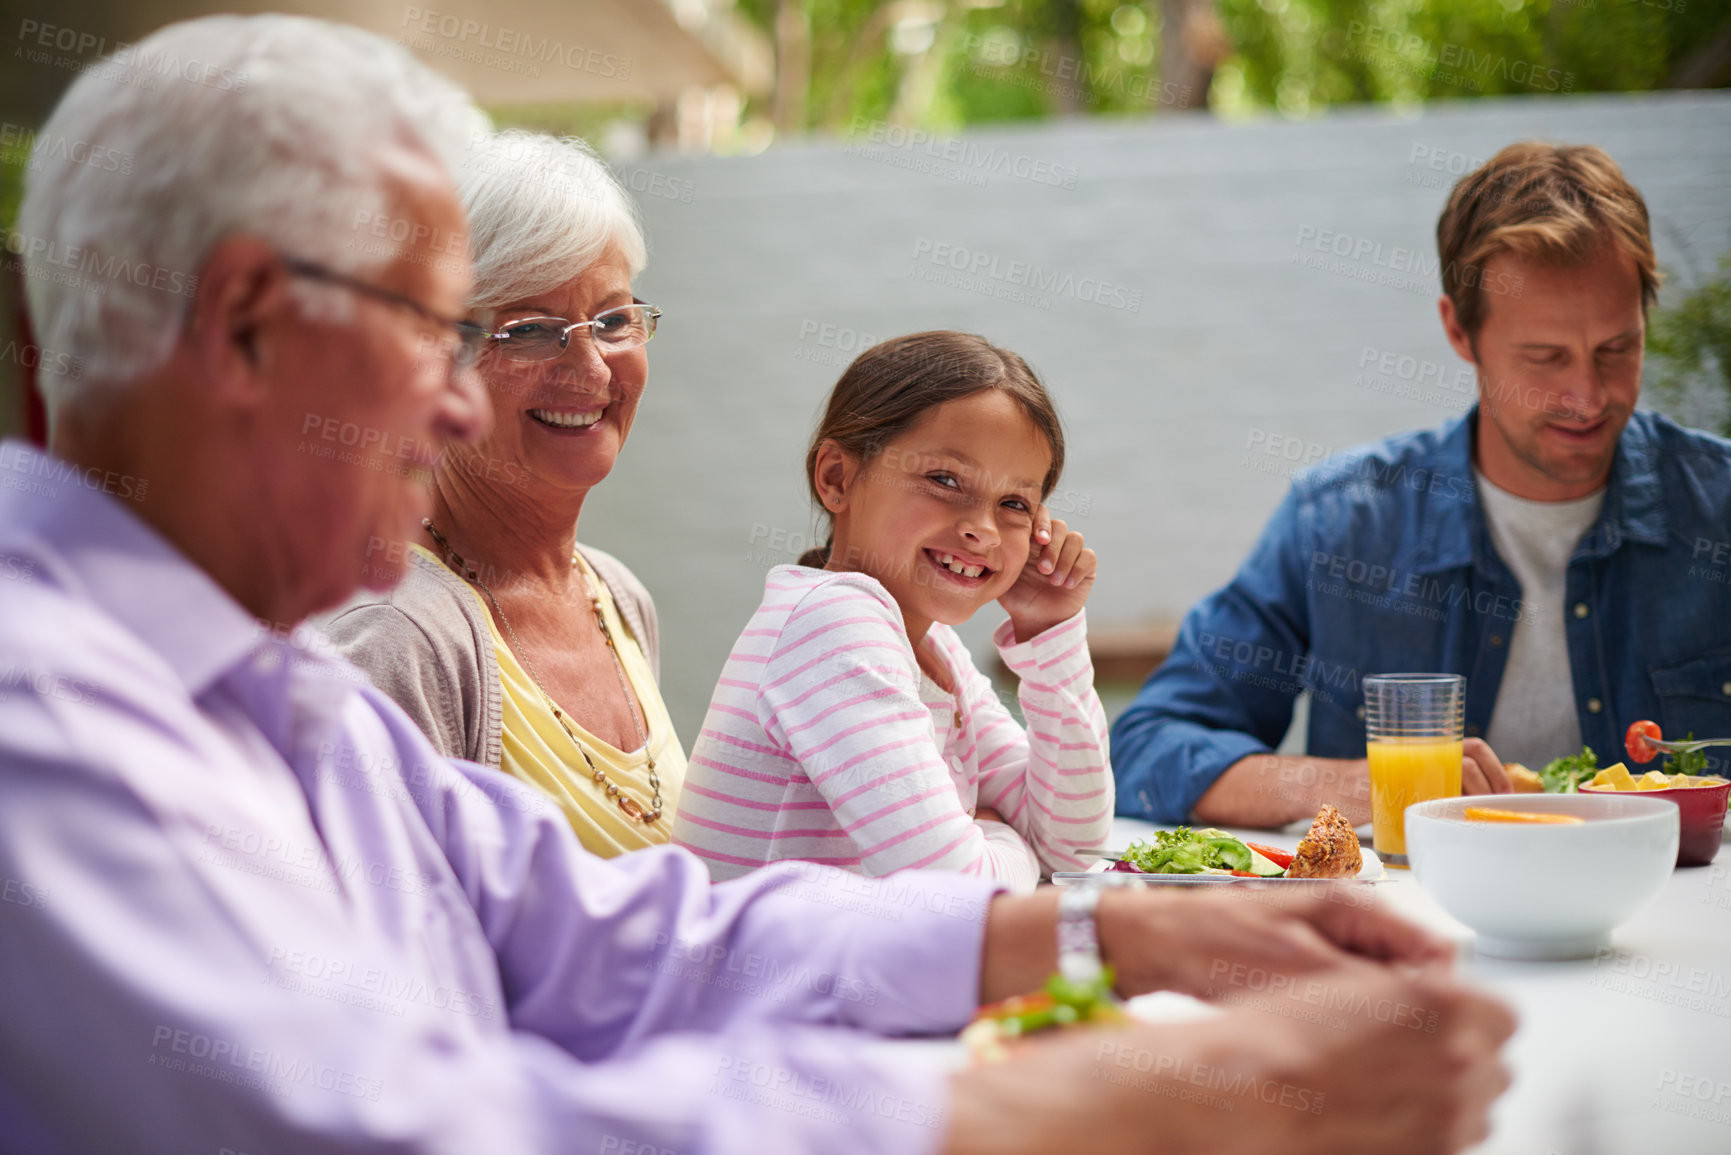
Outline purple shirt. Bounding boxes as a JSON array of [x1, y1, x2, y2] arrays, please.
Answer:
[[0, 441, 995, 1154]]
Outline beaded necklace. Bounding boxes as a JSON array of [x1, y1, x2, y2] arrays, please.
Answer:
[[424, 519, 662, 823]]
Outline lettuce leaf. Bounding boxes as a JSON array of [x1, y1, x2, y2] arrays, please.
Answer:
[[1666, 734, 1710, 776], [1121, 828, 1254, 874], [1539, 748, 1598, 793]]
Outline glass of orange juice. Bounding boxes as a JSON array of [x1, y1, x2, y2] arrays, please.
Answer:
[[1365, 673, 1464, 867]]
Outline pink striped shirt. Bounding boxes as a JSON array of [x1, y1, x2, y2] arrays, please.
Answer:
[[673, 565, 1113, 891]]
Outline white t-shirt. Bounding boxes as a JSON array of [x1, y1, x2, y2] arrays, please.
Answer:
[[1476, 469, 1606, 769]]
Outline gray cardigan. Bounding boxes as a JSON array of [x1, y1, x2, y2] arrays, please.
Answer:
[[319, 544, 660, 769]]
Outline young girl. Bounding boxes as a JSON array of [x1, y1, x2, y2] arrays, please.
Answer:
[[673, 332, 1112, 891]]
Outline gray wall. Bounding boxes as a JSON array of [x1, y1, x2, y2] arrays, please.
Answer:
[[583, 92, 1731, 741]]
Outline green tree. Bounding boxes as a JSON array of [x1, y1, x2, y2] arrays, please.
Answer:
[[1216, 0, 1731, 117], [1646, 251, 1731, 437], [733, 0, 1731, 133], [1, 135, 26, 233], [738, 0, 1194, 132]]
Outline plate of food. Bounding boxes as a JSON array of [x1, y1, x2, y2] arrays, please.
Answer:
[[1054, 804, 1385, 885], [1506, 719, 1730, 794], [960, 971, 1125, 1064]]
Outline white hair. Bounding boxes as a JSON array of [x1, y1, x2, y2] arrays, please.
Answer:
[[458, 130, 648, 315], [15, 14, 488, 411]]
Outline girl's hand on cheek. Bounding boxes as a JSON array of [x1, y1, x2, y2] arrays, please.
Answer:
[[996, 510, 1095, 643]]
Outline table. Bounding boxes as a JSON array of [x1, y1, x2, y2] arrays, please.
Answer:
[[878, 817, 1731, 1153], [1110, 817, 1731, 1154]]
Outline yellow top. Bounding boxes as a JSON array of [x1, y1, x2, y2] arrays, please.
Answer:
[[412, 543, 685, 857]]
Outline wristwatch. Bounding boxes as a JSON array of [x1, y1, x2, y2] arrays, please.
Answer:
[[1056, 876, 1132, 985]]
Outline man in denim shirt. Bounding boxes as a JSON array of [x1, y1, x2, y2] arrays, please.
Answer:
[[1114, 142, 1731, 828]]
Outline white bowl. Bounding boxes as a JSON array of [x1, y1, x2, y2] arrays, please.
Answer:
[[1404, 793, 1679, 960]]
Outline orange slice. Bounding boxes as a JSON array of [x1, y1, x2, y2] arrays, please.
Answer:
[[1463, 807, 1584, 825]]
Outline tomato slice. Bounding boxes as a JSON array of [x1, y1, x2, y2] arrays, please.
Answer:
[[1246, 842, 1295, 869], [974, 991, 1054, 1023], [1625, 720, 1662, 764]]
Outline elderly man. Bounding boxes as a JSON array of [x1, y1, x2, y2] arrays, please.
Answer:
[[0, 15, 1511, 1154], [1113, 142, 1731, 830]]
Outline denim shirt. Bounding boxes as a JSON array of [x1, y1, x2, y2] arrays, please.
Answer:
[[1112, 408, 1731, 824]]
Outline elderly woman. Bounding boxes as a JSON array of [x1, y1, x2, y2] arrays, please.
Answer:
[[323, 130, 682, 856]]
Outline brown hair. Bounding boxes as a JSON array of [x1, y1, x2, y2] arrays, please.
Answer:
[[797, 331, 1065, 568], [1437, 142, 1659, 340]]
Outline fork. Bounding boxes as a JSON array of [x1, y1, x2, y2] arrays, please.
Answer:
[[1646, 736, 1731, 755]]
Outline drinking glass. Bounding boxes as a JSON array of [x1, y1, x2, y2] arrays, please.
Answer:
[[1365, 673, 1465, 867]]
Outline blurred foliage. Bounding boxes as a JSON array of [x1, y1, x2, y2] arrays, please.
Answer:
[[1216, 0, 1727, 117], [739, 0, 1189, 130], [733, 0, 1731, 132], [1646, 251, 1731, 437], [0, 136, 26, 233]]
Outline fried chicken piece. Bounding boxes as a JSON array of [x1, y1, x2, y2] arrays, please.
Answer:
[[1506, 763, 1544, 793], [1285, 803, 1363, 879]]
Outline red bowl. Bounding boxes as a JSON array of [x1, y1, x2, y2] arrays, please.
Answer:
[[1581, 779, 1729, 866]]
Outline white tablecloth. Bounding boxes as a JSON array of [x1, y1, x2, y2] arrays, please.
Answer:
[[874, 816, 1731, 1153]]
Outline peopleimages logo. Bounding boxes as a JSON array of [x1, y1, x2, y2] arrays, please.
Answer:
[[14, 19, 250, 92], [399, 7, 631, 80], [909, 239, 1142, 313], [2, 121, 133, 175], [959, 33, 1193, 109], [0, 337, 82, 381], [846, 117, 1079, 190], [710, 1056, 945, 1130], [149, 1024, 382, 1102], [4, 228, 198, 298], [648, 934, 879, 1007], [0, 442, 146, 502], [1346, 22, 1574, 94], [1292, 225, 1524, 299], [1093, 1039, 1328, 1114]]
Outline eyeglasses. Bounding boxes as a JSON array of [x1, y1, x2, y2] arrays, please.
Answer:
[[480, 303, 662, 362], [282, 257, 490, 379]]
